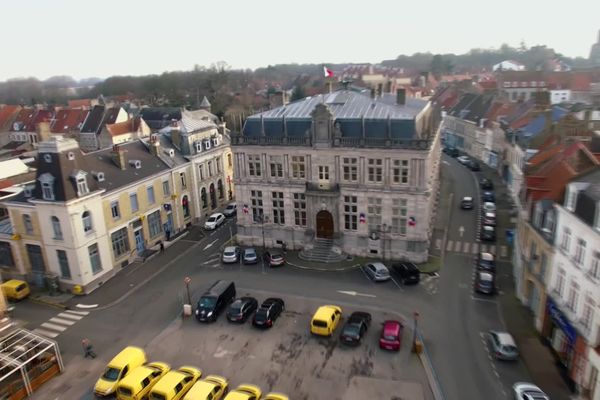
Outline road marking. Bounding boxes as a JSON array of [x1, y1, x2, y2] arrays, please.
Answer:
[[337, 290, 377, 298], [458, 226, 464, 237], [463, 242, 470, 253], [471, 295, 496, 303], [454, 240, 462, 252], [33, 328, 59, 338], [442, 160, 449, 165], [202, 255, 220, 265], [500, 246, 508, 257], [41, 322, 67, 332], [64, 310, 89, 316], [75, 303, 97, 309], [57, 312, 84, 321], [489, 245, 496, 254], [435, 238, 441, 249], [480, 244, 487, 253], [203, 238, 219, 250], [390, 277, 403, 291], [446, 240, 453, 251], [472, 243, 479, 254], [49, 317, 75, 326]]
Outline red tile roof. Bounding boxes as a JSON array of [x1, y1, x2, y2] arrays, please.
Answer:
[[106, 117, 141, 137], [51, 109, 90, 134], [484, 102, 516, 124], [571, 73, 592, 91], [0, 105, 20, 130], [26, 110, 53, 132], [68, 99, 92, 108], [11, 108, 37, 131]]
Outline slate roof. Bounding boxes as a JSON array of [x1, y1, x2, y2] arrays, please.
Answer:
[[140, 107, 181, 130], [180, 109, 217, 133], [200, 96, 211, 108], [51, 109, 89, 133], [80, 105, 105, 133], [516, 106, 568, 146], [102, 107, 121, 126], [448, 93, 494, 123]]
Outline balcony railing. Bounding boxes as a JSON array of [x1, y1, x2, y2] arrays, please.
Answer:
[[231, 134, 432, 150], [305, 182, 340, 195]]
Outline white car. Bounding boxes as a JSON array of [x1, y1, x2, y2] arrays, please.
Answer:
[[204, 213, 225, 230], [457, 155, 471, 165], [363, 262, 391, 282], [223, 203, 237, 217], [482, 202, 496, 214], [222, 246, 240, 263], [512, 382, 549, 400]]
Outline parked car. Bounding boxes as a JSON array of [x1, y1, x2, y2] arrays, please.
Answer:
[[482, 202, 496, 213], [223, 384, 262, 400], [222, 246, 240, 264], [148, 366, 201, 400], [184, 375, 229, 400], [252, 298, 285, 329], [457, 155, 471, 165], [264, 393, 289, 400], [379, 320, 403, 351], [443, 147, 459, 157], [467, 160, 481, 171], [195, 280, 236, 323], [482, 212, 496, 226], [204, 213, 225, 230], [481, 225, 496, 242], [488, 331, 519, 360], [477, 252, 496, 272], [117, 361, 170, 400], [223, 203, 237, 217], [391, 262, 420, 285], [264, 251, 285, 267], [242, 248, 259, 265], [512, 382, 549, 400], [474, 270, 495, 294], [482, 191, 495, 203], [339, 311, 371, 346], [480, 178, 494, 190], [1, 279, 30, 300], [94, 346, 147, 397], [226, 297, 258, 323], [310, 305, 342, 337], [363, 262, 391, 282], [460, 196, 474, 210]]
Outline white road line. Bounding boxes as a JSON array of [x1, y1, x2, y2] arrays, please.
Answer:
[[49, 317, 75, 326], [480, 244, 487, 253], [390, 277, 403, 291], [472, 243, 479, 254], [75, 303, 98, 309], [471, 296, 496, 303], [64, 310, 89, 316], [463, 242, 470, 253], [41, 322, 67, 332], [33, 328, 59, 338], [454, 240, 462, 252], [446, 240, 453, 251], [489, 245, 496, 254], [500, 246, 508, 257], [57, 312, 83, 321]]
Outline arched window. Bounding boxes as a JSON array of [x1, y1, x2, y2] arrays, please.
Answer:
[[82, 211, 93, 233], [51, 216, 63, 240], [217, 179, 224, 199], [182, 195, 190, 218], [201, 188, 208, 209]]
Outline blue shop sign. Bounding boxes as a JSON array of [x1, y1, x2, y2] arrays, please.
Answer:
[[547, 297, 577, 344]]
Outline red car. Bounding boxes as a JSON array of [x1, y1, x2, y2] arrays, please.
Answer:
[[379, 320, 403, 351]]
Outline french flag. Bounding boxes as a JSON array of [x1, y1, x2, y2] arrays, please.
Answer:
[[323, 66, 334, 78]]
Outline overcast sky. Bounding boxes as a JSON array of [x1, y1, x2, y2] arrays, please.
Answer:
[[1, 0, 599, 81]]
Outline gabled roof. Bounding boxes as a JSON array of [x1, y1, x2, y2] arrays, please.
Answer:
[[448, 93, 494, 123], [0, 105, 21, 130], [139, 107, 181, 130], [484, 102, 516, 125], [26, 110, 53, 132], [105, 117, 142, 137], [517, 106, 569, 145], [200, 96, 211, 108], [102, 107, 122, 126], [68, 99, 92, 108], [51, 108, 90, 133], [80, 105, 105, 133], [179, 109, 217, 133], [10, 108, 37, 131]]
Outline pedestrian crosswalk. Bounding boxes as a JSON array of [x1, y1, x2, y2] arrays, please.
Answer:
[[435, 238, 509, 258], [33, 309, 89, 338]]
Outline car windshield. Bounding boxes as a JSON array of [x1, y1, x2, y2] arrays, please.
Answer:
[[343, 324, 360, 336], [226, 205, 235, 210], [255, 309, 268, 320], [245, 250, 256, 257], [102, 367, 121, 381], [229, 304, 242, 313], [207, 217, 216, 222], [199, 297, 216, 308], [271, 254, 283, 260], [504, 345, 518, 353], [383, 334, 397, 341], [224, 250, 235, 256], [313, 320, 327, 327]]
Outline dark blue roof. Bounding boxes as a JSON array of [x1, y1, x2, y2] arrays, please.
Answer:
[[517, 106, 568, 144]]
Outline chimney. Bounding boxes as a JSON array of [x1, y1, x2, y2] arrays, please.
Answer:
[[591, 131, 600, 153], [377, 83, 383, 98], [149, 134, 160, 156], [396, 88, 406, 106], [36, 121, 51, 142], [111, 144, 127, 170]]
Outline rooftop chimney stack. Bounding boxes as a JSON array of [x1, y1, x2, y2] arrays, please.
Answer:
[[36, 121, 51, 142], [149, 134, 160, 156], [396, 88, 406, 106], [111, 144, 127, 170]]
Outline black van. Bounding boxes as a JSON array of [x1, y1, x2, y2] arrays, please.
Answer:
[[195, 280, 236, 322], [391, 262, 421, 285]]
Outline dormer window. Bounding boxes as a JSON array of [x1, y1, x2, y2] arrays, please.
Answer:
[[38, 173, 56, 201], [44, 154, 52, 163], [71, 170, 89, 197], [67, 152, 75, 161]]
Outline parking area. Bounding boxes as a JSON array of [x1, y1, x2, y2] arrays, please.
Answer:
[[143, 289, 432, 400]]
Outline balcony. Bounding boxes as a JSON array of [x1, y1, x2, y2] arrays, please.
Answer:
[[305, 182, 340, 197]]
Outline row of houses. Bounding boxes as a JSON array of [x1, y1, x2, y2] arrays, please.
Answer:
[[435, 70, 600, 397]]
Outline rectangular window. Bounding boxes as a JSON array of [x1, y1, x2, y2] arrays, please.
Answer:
[[248, 155, 261, 177], [343, 195, 358, 231], [270, 156, 283, 178], [367, 197, 382, 233], [23, 214, 33, 235], [555, 268, 566, 297], [42, 183, 54, 200], [368, 159, 383, 182], [76, 177, 89, 196], [590, 252, 600, 280], [391, 198, 408, 235], [199, 164, 205, 181], [291, 156, 305, 179], [162, 180, 170, 196], [561, 228, 571, 253], [147, 186, 155, 205], [293, 193, 307, 226], [318, 165, 329, 180], [216, 157, 222, 173], [111, 201, 120, 219], [88, 243, 102, 274], [57, 250, 71, 279], [251, 190, 263, 222], [343, 157, 358, 182], [180, 172, 187, 189], [208, 161, 213, 177], [567, 281, 579, 312], [111, 227, 130, 258], [130, 193, 139, 213], [393, 160, 409, 184], [147, 210, 161, 238], [582, 297, 595, 330], [272, 192, 285, 224], [575, 238, 586, 266], [227, 153, 232, 167]]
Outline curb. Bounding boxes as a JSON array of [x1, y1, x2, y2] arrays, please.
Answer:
[[29, 296, 69, 310], [417, 335, 446, 400], [285, 260, 362, 272]]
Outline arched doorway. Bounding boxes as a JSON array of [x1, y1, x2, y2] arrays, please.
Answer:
[[209, 183, 217, 209], [316, 210, 334, 239]]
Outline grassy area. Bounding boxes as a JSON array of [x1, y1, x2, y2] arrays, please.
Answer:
[[417, 255, 442, 274]]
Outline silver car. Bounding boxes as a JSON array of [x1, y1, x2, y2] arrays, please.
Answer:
[[222, 246, 240, 264], [488, 331, 519, 360], [512, 382, 549, 400], [363, 262, 391, 282]]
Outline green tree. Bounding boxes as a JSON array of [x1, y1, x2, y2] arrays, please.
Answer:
[[291, 86, 306, 101]]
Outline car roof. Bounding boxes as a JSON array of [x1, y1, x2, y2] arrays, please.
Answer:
[[493, 331, 516, 346], [483, 225, 494, 231], [244, 247, 256, 252], [484, 202, 495, 207], [485, 212, 496, 217], [383, 320, 401, 334], [462, 196, 473, 201], [369, 262, 387, 270], [224, 246, 237, 252], [314, 305, 341, 319], [480, 252, 494, 261], [226, 203, 236, 207], [478, 271, 494, 281], [209, 213, 222, 218]]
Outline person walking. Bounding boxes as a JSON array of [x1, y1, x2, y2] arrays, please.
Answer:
[[82, 338, 96, 359]]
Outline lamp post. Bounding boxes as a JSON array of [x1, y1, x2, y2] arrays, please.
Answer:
[[412, 311, 420, 353], [184, 276, 192, 305]]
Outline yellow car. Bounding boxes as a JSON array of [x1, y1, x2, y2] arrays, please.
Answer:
[[1, 279, 30, 300], [149, 366, 201, 400], [310, 305, 342, 337], [183, 375, 228, 400], [264, 393, 288, 400], [223, 384, 262, 400], [116, 361, 170, 400], [95, 346, 147, 397]]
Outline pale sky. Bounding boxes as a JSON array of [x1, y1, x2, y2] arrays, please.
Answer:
[[1, 0, 599, 81]]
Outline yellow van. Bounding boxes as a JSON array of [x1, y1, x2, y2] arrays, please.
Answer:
[[116, 362, 170, 400], [310, 305, 342, 337], [183, 375, 228, 400], [1, 279, 30, 300], [149, 366, 201, 400], [223, 384, 262, 400], [264, 393, 289, 400], [94, 346, 147, 397]]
